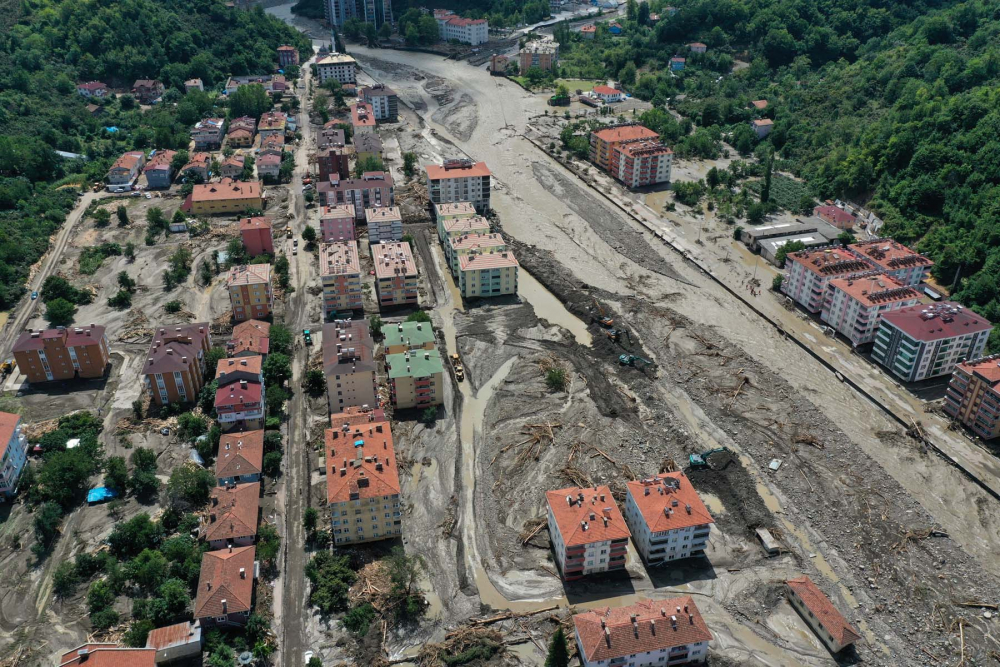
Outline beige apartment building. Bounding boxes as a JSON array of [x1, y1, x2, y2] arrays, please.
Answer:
[[446, 233, 506, 276], [438, 214, 490, 245], [319, 242, 363, 315], [380, 321, 436, 355], [227, 264, 273, 322], [458, 251, 519, 299], [385, 349, 445, 410], [425, 159, 492, 210], [372, 241, 418, 309]]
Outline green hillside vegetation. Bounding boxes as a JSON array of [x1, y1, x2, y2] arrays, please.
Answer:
[[0, 0, 309, 309], [554, 0, 1000, 348]]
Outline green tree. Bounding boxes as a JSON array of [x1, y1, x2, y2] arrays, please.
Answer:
[[353, 155, 385, 178], [176, 413, 207, 441], [263, 451, 282, 477], [104, 456, 128, 494], [302, 225, 317, 246], [406, 311, 431, 323], [545, 628, 570, 667], [305, 552, 356, 614], [775, 240, 806, 268], [304, 369, 326, 397], [107, 513, 163, 559], [270, 322, 293, 355], [761, 148, 774, 204], [204, 346, 228, 380], [52, 561, 79, 599], [263, 352, 292, 387], [126, 549, 169, 593], [343, 603, 376, 635], [167, 465, 215, 506], [117, 271, 137, 292], [45, 298, 76, 326], [33, 501, 64, 557], [129, 447, 160, 501], [403, 152, 417, 178], [772, 274, 784, 291], [545, 368, 567, 391], [93, 208, 111, 228], [303, 507, 318, 534], [229, 84, 271, 120], [124, 242, 136, 261], [257, 522, 281, 564], [116, 205, 129, 227]]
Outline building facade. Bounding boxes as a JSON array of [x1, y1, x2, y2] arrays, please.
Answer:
[[316, 54, 358, 84], [108, 151, 146, 188], [360, 84, 398, 121], [434, 10, 489, 45], [944, 356, 1000, 439], [277, 45, 300, 67], [373, 241, 418, 309], [446, 233, 506, 276], [786, 576, 861, 654], [12, 325, 110, 383], [546, 485, 630, 580], [320, 204, 357, 242], [320, 241, 364, 315], [624, 473, 714, 565], [365, 206, 403, 243], [239, 217, 274, 257], [215, 361, 266, 432], [143, 149, 177, 189], [820, 273, 921, 347], [458, 251, 519, 299], [318, 172, 394, 218], [0, 413, 28, 499], [849, 239, 934, 286], [143, 323, 212, 406], [351, 102, 376, 135], [519, 40, 558, 72], [385, 349, 444, 409], [192, 118, 225, 150], [426, 160, 492, 210], [438, 212, 489, 244], [611, 140, 673, 189], [589, 125, 659, 172], [323, 320, 378, 413], [317, 147, 351, 182], [227, 264, 273, 322], [781, 247, 873, 313]]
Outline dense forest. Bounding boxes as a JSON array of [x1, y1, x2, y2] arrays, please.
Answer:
[[0, 0, 310, 309], [552, 0, 1000, 345]]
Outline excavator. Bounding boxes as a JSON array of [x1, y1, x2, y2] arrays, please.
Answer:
[[689, 447, 730, 469], [592, 299, 614, 328], [619, 354, 651, 367]]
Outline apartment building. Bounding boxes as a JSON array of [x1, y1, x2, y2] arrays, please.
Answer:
[[446, 233, 506, 276], [438, 214, 490, 246], [325, 0, 391, 30], [360, 84, 398, 121], [192, 118, 225, 150], [326, 412, 401, 544], [546, 485, 630, 580], [319, 241, 364, 315], [385, 349, 444, 409], [239, 217, 274, 257], [589, 124, 659, 172], [849, 239, 933, 286], [365, 206, 403, 243], [256, 111, 287, 140], [277, 44, 300, 67], [318, 125, 347, 149], [227, 264, 273, 322], [519, 40, 559, 72], [143, 323, 211, 407], [257, 153, 282, 181], [786, 576, 861, 654], [458, 251, 519, 299], [318, 172, 394, 218], [320, 205, 356, 242], [180, 152, 211, 182], [354, 133, 384, 162], [611, 140, 673, 189], [426, 159, 492, 211], [59, 645, 155, 667], [873, 302, 992, 382], [373, 241, 418, 309], [215, 357, 265, 432], [781, 247, 873, 313], [436, 10, 489, 45], [323, 319, 378, 412], [143, 149, 177, 189], [317, 146, 351, 181], [205, 482, 260, 549], [624, 473, 714, 565], [573, 598, 712, 667], [228, 319, 270, 358], [215, 431, 264, 485], [216, 356, 263, 387], [12, 325, 110, 383], [351, 102, 377, 135], [228, 116, 257, 146], [821, 272, 921, 347], [316, 53, 357, 85], [0, 412, 28, 499], [182, 179, 263, 215], [107, 151, 146, 188], [381, 321, 435, 354], [194, 546, 257, 628], [944, 356, 1000, 439]]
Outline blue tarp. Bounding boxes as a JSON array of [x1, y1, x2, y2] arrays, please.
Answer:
[[104, 126, 119, 133], [354, 439, 365, 447], [87, 487, 119, 504]]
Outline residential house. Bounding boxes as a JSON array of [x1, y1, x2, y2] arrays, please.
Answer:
[[58, 645, 155, 667], [814, 205, 856, 230], [182, 179, 263, 215], [589, 125, 659, 171], [458, 250, 519, 299], [192, 118, 226, 150], [751, 99, 768, 110], [781, 247, 873, 313], [786, 576, 861, 654], [132, 79, 164, 104], [323, 319, 378, 413], [489, 53, 510, 74], [381, 321, 436, 355], [944, 356, 1000, 439], [317, 146, 351, 181], [228, 320, 271, 359], [215, 358, 266, 432], [821, 272, 921, 347], [257, 112, 288, 141], [385, 348, 444, 409], [12, 325, 110, 383], [670, 56, 686, 70], [873, 302, 992, 383], [752, 118, 773, 138], [226, 264, 273, 322], [86, 103, 104, 117], [179, 152, 211, 182], [194, 546, 257, 628], [142, 323, 212, 407], [624, 472, 714, 565], [185, 78, 204, 92], [546, 485, 630, 580], [76, 81, 109, 98], [146, 622, 202, 665], [580, 24, 596, 38], [227, 129, 254, 149], [360, 84, 398, 121], [320, 204, 357, 242], [257, 153, 282, 181], [143, 150, 177, 189], [573, 598, 712, 667], [107, 151, 146, 189], [354, 133, 384, 162], [205, 482, 260, 549], [351, 102, 376, 135], [277, 44, 300, 67], [373, 241, 418, 309], [215, 431, 264, 485], [239, 217, 274, 257], [318, 172, 394, 218], [366, 206, 403, 244], [434, 10, 489, 45], [519, 40, 559, 72], [688, 42, 707, 53], [220, 155, 247, 180], [319, 241, 364, 315], [228, 116, 257, 145], [849, 239, 934, 286], [592, 85, 624, 103], [611, 140, 673, 189], [326, 411, 401, 545], [426, 159, 491, 211], [260, 134, 285, 156], [316, 54, 357, 85], [0, 412, 29, 499]]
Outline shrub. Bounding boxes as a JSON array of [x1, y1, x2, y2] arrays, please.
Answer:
[[406, 311, 431, 323], [343, 603, 376, 635], [772, 274, 784, 291], [545, 368, 567, 392], [305, 552, 356, 614], [164, 300, 182, 314]]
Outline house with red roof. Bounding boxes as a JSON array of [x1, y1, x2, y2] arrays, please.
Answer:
[[143, 149, 177, 189], [752, 118, 773, 138], [624, 473, 714, 565], [205, 482, 261, 549], [592, 84, 624, 103], [580, 23, 596, 38], [239, 216, 274, 257], [215, 378, 265, 432], [573, 597, 712, 667], [76, 81, 109, 98], [786, 575, 861, 653], [546, 485, 631, 580], [132, 79, 164, 104], [194, 546, 257, 628], [945, 355, 1000, 439], [108, 151, 146, 189], [688, 42, 707, 53], [0, 412, 28, 499], [228, 320, 271, 359], [215, 430, 264, 486], [59, 644, 155, 667], [670, 56, 686, 71], [145, 621, 201, 664], [812, 204, 856, 230]]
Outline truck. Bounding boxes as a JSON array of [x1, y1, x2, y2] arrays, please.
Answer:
[[302, 329, 312, 345]]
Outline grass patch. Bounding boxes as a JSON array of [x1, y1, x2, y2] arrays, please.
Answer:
[[557, 78, 600, 93], [748, 174, 812, 213], [78, 243, 122, 275]]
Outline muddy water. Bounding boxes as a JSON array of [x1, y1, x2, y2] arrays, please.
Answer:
[[518, 271, 593, 347]]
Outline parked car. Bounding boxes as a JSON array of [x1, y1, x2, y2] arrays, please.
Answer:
[[30, 291, 38, 300]]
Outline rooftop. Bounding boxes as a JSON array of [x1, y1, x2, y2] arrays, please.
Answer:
[[814, 205, 857, 226], [205, 482, 260, 543], [442, 215, 491, 234], [850, 239, 934, 271], [144, 149, 177, 172], [958, 356, 1000, 387], [317, 53, 357, 66], [227, 263, 272, 287], [386, 349, 444, 379], [325, 418, 400, 504], [321, 204, 355, 220], [449, 233, 506, 252], [330, 406, 386, 428], [323, 320, 376, 377], [351, 102, 376, 128], [214, 380, 263, 410], [144, 323, 210, 376], [436, 201, 477, 218], [215, 355, 263, 382], [190, 179, 260, 202], [545, 485, 631, 547], [751, 99, 768, 109], [354, 133, 383, 154], [426, 160, 491, 180], [111, 151, 144, 172], [786, 576, 861, 647], [372, 241, 417, 279], [59, 645, 155, 667], [365, 206, 402, 224], [593, 85, 619, 95], [880, 302, 992, 342], [215, 430, 264, 479], [0, 412, 20, 470], [194, 546, 256, 619], [618, 140, 673, 157], [574, 597, 712, 662], [145, 621, 201, 651], [319, 241, 362, 276], [753, 118, 774, 126], [13, 324, 106, 353], [829, 273, 920, 308], [626, 472, 715, 533], [381, 321, 435, 349], [521, 40, 558, 54], [229, 319, 270, 356], [239, 216, 272, 232], [592, 124, 658, 143], [459, 251, 519, 271], [785, 247, 872, 277]]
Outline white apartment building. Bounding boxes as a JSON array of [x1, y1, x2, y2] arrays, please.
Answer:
[[434, 10, 489, 45], [319, 242, 364, 315], [623, 473, 714, 565], [849, 239, 934, 286], [820, 272, 921, 347], [365, 206, 403, 244], [781, 247, 874, 313], [316, 53, 357, 85], [426, 159, 492, 211], [573, 598, 712, 667], [545, 485, 630, 581], [873, 302, 993, 382], [360, 84, 398, 121]]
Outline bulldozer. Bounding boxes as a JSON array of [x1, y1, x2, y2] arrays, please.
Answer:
[[0, 358, 13, 377], [689, 447, 730, 469]]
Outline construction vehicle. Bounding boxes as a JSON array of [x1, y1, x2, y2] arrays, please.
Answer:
[[450, 354, 465, 381], [618, 354, 651, 367], [689, 447, 730, 469], [592, 299, 614, 328], [286, 228, 293, 239], [0, 359, 14, 377], [605, 328, 621, 342], [302, 329, 312, 346]]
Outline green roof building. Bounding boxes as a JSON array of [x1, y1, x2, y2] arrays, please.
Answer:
[[385, 349, 445, 409], [380, 321, 436, 354]]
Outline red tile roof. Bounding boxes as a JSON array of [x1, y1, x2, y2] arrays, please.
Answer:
[[325, 418, 400, 504], [786, 576, 861, 647], [546, 485, 631, 547], [751, 99, 768, 109], [593, 85, 621, 96], [0, 412, 20, 462], [425, 161, 491, 180], [849, 239, 934, 271], [144, 323, 210, 376], [111, 152, 144, 172], [618, 140, 673, 157], [592, 125, 659, 143], [145, 621, 200, 651], [206, 482, 260, 542], [227, 263, 271, 287], [958, 357, 1000, 387], [580, 24, 596, 32], [215, 430, 264, 479], [372, 241, 417, 279], [144, 150, 177, 173], [828, 274, 919, 308], [813, 205, 856, 227], [230, 320, 271, 357], [190, 179, 260, 203], [625, 472, 714, 533], [879, 302, 992, 342], [785, 248, 871, 277], [753, 118, 774, 126], [351, 102, 376, 128], [215, 355, 263, 382], [194, 546, 256, 619], [239, 216, 272, 232], [59, 645, 156, 667], [214, 380, 263, 410], [574, 597, 712, 662], [449, 233, 505, 252]]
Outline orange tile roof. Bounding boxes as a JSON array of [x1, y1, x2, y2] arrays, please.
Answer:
[[849, 239, 934, 271], [785, 248, 871, 277], [194, 546, 256, 619], [145, 621, 200, 651], [216, 430, 264, 479], [580, 23, 596, 32], [190, 178, 260, 203], [143, 150, 176, 173], [425, 161, 491, 180], [205, 482, 260, 542], [319, 241, 361, 276], [593, 85, 620, 96], [215, 355, 263, 381], [957, 357, 1000, 387], [459, 250, 519, 271], [828, 274, 919, 308], [239, 216, 271, 232], [111, 151, 144, 172], [326, 418, 400, 504], [753, 118, 774, 126], [227, 263, 271, 287], [435, 202, 477, 217], [786, 576, 861, 647], [574, 597, 712, 662], [592, 125, 659, 143], [59, 645, 156, 667], [229, 320, 270, 356], [751, 99, 768, 109], [351, 102, 376, 127], [626, 472, 714, 533], [372, 241, 417, 279], [546, 485, 631, 547], [0, 412, 20, 463]]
